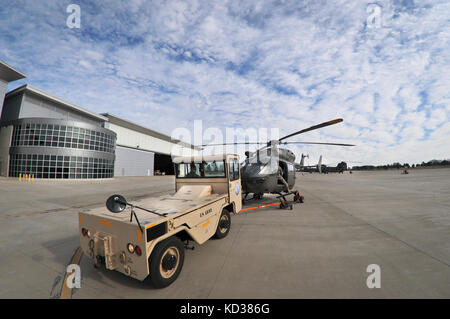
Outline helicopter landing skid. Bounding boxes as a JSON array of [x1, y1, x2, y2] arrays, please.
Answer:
[[278, 190, 304, 206], [276, 192, 291, 210]]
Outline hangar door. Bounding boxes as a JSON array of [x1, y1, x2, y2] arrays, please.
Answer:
[[114, 146, 154, 177], [154, 153, 174, 175]]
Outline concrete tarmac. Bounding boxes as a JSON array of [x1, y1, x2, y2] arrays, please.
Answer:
[[0, 169, 449, 298]]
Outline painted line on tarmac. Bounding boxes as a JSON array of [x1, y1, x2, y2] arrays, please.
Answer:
[[0, 189, 172, 220], [60, 247, 84, 299]]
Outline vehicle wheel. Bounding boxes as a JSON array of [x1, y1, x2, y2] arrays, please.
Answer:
[[213, 209, 231, 239], [148, 236, 185, 288]]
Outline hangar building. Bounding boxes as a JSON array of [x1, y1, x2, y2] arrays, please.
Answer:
[[0, 60, 197, 179], [0, 84, 116, 179], [0, 61, 26, 176], [102, 114, 196, 177], [0, 61, 26, 103]]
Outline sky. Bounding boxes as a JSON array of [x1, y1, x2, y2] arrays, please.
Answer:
[[0, 0, 449, 166]]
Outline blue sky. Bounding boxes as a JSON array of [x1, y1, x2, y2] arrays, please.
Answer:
[[0, 0, 449, 165]]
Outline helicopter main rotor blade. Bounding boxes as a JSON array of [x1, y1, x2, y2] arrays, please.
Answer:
[[197, 142, 264, 149], [282, 141, 355, 146], [279, 118, 343, 142], [196, 118, 348, 149]]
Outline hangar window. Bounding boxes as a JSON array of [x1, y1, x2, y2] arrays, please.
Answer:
[[9, 153, 114, 179], [11, 122, 116, 153]]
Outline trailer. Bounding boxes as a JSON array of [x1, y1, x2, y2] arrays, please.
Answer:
[[79, 154, 242, 288]]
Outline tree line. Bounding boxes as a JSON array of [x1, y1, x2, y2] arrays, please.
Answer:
[[351, 159, 450, 171]]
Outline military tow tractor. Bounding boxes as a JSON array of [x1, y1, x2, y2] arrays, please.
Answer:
[[79, 154, 242, 288]]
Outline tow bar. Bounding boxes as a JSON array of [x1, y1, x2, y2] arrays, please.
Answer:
[[241, 191, 304, 212]]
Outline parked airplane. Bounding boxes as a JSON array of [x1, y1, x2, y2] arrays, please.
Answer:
[[296, 154, 323, 173]]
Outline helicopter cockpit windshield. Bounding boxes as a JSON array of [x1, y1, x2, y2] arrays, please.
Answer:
[[258, 161, 278, 175], [243, 152, 278, 176]]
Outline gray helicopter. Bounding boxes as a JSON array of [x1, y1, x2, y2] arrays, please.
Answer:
[[198, 118, 355, 203]]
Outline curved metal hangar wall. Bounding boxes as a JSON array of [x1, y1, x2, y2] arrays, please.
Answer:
[[7, 118, 116, 179]]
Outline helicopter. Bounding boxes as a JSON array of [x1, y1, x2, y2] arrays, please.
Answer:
[[197, 118, 355, 202]]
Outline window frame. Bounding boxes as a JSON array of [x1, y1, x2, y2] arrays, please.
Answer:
[[228, 158, 240, 181], [175, 160, 227, 179]]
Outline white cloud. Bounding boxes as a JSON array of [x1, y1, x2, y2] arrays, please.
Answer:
[[425, 107, 448, 130], [397, 86, 422, 111]]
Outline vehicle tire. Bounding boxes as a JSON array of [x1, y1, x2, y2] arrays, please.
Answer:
[[213, 209, 231, 239], [148, 236, 185, 288]]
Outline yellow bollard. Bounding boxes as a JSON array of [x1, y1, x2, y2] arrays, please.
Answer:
[[32, 174, 35, 181], [19, 173, 22, 181]]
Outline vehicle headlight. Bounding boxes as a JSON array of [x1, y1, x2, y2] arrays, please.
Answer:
[[127, 243, 135, 253]]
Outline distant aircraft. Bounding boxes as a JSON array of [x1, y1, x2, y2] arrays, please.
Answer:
[[299, 153, 308, 167], [297, 155, 361, 174], [321, 161, 347, 174], [296, 154, 323, 173]]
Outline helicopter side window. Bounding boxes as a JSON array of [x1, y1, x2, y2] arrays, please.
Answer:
[[288, 163, 294, 172]]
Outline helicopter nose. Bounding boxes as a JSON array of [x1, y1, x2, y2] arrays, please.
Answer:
[[246, 177, 266, 184]]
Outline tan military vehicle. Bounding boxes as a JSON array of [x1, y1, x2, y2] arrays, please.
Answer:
[[79, 154, 242, 288]]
